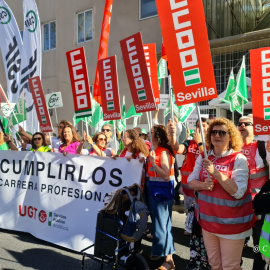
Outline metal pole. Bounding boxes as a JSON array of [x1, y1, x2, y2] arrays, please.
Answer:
[[196, 103, 208, 159], [169, 75, 174, 124], [113, 120, 118, 153], [54, 107, 58, 126]]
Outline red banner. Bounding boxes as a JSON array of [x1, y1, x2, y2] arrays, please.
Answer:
[[98, 56, 121, 120], [93, 0, 113, 105], [250, 47, 270, 135], [28, 76, 53, 133], [120, 32, 156, 113], [143, 44, 160, 104], [155, 0, 217, 106], [66, 47, 92, 118]]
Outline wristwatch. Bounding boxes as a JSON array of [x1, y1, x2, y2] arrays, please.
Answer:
[[197, 142, 203, 147]]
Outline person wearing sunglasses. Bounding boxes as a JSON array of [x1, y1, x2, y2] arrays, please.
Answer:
[[30, 132, 51, 152], [188, 118, 254, 270], [101, 124, 119, 152], [238, 114, 269, 270], [81, 131, 114, 157]]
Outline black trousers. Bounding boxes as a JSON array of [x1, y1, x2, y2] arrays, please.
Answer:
[[252, 218, 267, 270]]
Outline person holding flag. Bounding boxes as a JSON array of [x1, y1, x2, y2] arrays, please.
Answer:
[[238, 114, 269, 270], [101, 124, 119, 152], [168, 117, 210, 234]]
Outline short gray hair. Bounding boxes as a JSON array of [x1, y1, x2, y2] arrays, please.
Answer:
[[239, 114, 253, 123]]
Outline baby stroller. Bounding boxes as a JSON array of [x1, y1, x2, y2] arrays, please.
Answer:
[[81, 183, 148, 270]]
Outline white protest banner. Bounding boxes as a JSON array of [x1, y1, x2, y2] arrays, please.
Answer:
[[22, 0, 42, 133], [0, 0, 24, 103], [45, 92, 63, 109], [0, 151, 143, 253]]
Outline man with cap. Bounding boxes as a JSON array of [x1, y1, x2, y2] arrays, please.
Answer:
[[238, 114, 268, 270]]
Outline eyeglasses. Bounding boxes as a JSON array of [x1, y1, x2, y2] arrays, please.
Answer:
[[98, 138, 107, 142], [237, 122, 253, 127], [33, 137, 42, 141], [210, 130, 228, 137], [102, 129, 111, 132], [58, 125, 64, 129]]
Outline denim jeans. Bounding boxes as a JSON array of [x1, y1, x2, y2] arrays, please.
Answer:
[[148, 192, 175, 256]]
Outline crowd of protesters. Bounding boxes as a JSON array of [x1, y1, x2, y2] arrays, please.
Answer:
[[1, 113, 270, 270]]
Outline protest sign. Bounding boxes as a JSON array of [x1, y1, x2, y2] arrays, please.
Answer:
[[98, 56, 121, 120], [158, 94, 169, 109], [66, 47, 92, 118], [155, 0, 217, 106], [45, 92, 63, 109], [120, 32, 156, 113], [143, 43, 160, 104], [28, 76, 53, 132], [0, 151, 142, 253], [250, 47, 270, 135]]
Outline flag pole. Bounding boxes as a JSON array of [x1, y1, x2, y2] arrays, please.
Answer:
[[113, 120, 118, 153], [196, 103, 207, 158], [55, 108, 59, 126], [169, 75, 174, 124], [85, 117, 89, 136]]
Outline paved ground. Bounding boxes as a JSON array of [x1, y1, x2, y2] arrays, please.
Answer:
[[0, 206, 255, 270]]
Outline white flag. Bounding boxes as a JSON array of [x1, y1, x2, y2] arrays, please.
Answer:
[[22, 0, 42, 133], [0, 0, 25, 103]]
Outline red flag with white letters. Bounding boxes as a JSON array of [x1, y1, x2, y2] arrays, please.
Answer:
[[66, 47, 92, 118], [143, 44, 160, 104], [155, 0, 217, 106], [28, 76, 53, 132], [120, 32, 156, 113], [98, 55, 121, 120]]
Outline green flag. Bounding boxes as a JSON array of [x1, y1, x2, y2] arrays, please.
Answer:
[[220, 68, 242, 113], [235, 56, 248, 105], [124, 104, 142, 120], [158, 58, 166, 90], [175, 103, 196, 123]]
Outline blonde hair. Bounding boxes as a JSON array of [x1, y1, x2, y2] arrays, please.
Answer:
[[205, 117, 243, 152]]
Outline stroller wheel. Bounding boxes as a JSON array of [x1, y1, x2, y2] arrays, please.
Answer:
[[126, 254, 148, 270]]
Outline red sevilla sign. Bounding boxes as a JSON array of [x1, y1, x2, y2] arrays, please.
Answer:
[[250, 47, 270, 135], [155, 0, 217, 106], [66, 47, 92, 118], [120, 32, 156, 113], [28, 76, 53, 132], [143, 44, 160, 104], [98, 56, 121, 120]]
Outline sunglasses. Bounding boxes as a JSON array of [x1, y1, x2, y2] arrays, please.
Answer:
[[98, 138, 107, 142], [58, 125, 64, 129], [102, 129, 111, 132], [33, 137, 42, 141], [210, 130, 228, 137], [237, 122, 253, 127]]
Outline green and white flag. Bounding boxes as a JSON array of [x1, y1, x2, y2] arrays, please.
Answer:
[[175, 103, 196, 123], [158, 58, 167, 90], [116, 96, 126, 132], [220, 68, 242, 113], [124, 104, 142, 120], [165, 89, 175, 117], [235, 56, 248, 106]]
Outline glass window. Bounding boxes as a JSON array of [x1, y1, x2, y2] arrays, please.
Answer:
[[140, 0, 157, 19], [77, 9, 93, 44], [43, 21, 56, 51]]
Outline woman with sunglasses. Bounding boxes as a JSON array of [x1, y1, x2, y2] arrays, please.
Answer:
[[86, 131, 115, 157], [188, 118, 254, 270], [30, 132, 51, 152]]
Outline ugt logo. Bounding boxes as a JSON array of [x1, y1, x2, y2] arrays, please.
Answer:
[[19, 205, 47, 223], [25, 10, 37, 32], [0, 6, 11, 25]]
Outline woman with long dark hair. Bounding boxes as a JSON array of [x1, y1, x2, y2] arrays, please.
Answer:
[[147, 124, 175, 270], [30, 132, 51, 152]]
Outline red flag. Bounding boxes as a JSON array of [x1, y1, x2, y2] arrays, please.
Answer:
[[93, 0, 113, 105], [161, 42, 167, 61]]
